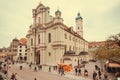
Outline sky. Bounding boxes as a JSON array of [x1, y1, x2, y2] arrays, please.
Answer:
[[0, 0, 120, 48]]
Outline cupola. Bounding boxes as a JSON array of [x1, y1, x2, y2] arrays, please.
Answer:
[[55, 9, 61, 17], [76, 12, 82, 20]]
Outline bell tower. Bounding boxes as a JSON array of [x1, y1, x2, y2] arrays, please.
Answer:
[[75, 12, 83, 37]]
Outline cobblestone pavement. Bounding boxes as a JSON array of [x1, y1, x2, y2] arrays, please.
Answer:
[[8, 63, 92, 80], [7, 61, 115, 80]]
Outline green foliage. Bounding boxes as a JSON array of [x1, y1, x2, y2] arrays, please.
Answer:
[[92, 33, 120, 60]]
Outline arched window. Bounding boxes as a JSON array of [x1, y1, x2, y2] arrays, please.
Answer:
[[31, 39, 33, 46], [25, 53, 27, 55], [48, 33, 51, 43], [65, 46, 67, 52], [38, 17, 40, 24], [49, 52, 51, 56], [38, 35, 40, 44], [69, 35, 71, 40], [65, 33, 67, 39], [69, 46, 71, 51], [19, 50, 22, 52]]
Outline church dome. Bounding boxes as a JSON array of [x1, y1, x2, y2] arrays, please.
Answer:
[[76, 12, 82, 20], [55, 9, 61, 14], [13, 38, 19, 42], [55, 9, 61, 17]]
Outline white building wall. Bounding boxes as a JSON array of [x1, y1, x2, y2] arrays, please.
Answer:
[[17, 45, 27, 60], [26, 3, 88, 66]]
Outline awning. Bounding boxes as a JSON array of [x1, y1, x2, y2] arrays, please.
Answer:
[[108, 63, 120, 68], [79, 51, 88, 55], [63, 58, 71, 61], [64, 50, 75, 56]]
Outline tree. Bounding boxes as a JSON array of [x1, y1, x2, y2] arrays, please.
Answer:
[[107, 33, 120, 47], [92, 33, 120, 61], [90, 33, 120, 70]]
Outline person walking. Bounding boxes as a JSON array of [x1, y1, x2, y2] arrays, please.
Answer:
[[95, 65, 98, 70], [34, 66, 37, 72], [61, 67, 65, 76], [84, 69, 88, 76], [11, 73, 14, 80], [49, 66, 51, 72], [104, 73, 108, 80], [20, 65, 22, 70], [58, 66, 62, 74], [11, 73, 16, 80], [98, 69, 102, 79], [29, 64, 31, 68], [75, 67, 78, 75], [93, 71, 97, 80], [78, 68, 81, 76]]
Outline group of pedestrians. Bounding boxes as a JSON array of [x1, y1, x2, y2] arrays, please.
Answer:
[[75, 67, 81, 76], [2, 59, 112, 80], [73, 64, 109, 80], [0, 63, 9, 78], [93, 65, 108, 80], [75, 67, 89, 77], [18, 63, 42, 80], [34, 65, 42, 72]]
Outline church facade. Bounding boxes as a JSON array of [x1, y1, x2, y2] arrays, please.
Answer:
[[26, 3, 88, 67]]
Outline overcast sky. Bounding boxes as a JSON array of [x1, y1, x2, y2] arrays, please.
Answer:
[[0, 0, 120, 48]]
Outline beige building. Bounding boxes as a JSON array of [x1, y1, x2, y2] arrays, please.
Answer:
[[0, 38, 20, 60], [26, 3, 88, 67], [0, 38, 28, 62], [17, 38, 27, 62]]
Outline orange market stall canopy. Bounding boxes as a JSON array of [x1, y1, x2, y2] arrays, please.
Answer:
[[58, 64, 73, 72]]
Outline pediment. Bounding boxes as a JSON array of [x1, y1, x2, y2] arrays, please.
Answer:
[[36, 3, 45, 10]]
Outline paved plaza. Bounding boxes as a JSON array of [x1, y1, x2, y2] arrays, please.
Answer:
[[8, 63, 91, 80], [7, 61, 113, 80], [0, 60, 115, 80]]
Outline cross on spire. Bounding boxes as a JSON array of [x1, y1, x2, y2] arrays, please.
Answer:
[[57, 6, 59, 10], [39, 0, 42, 4]]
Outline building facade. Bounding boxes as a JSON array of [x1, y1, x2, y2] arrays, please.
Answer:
[[0, 38, 27, 62], [89, 41, 106, 52], [26, 3, 88, 66], [17, 38, 27, 62], [0, 38, 20, 60]]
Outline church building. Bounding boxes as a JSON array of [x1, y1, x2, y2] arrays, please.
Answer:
[[26, 2, 88, 67]]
